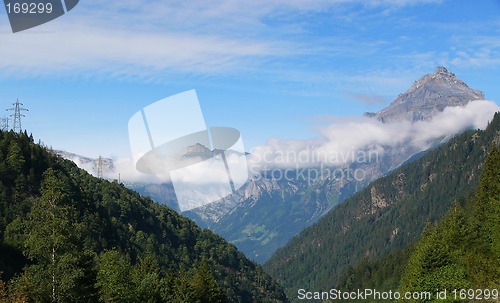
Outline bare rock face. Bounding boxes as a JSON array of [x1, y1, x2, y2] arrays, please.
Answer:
[[374, 67, 484, 123]]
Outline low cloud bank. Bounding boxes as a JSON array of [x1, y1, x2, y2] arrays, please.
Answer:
[[70, 100, 498, 185], [249, 100, 499, 170]]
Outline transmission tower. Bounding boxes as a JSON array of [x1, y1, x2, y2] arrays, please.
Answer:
[[97, 156, 103, 179], [0, 117, 9, 131], [6, 99, 28, 133]]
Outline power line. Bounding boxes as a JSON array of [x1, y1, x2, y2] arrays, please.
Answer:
[[6, 99, 28, 133]]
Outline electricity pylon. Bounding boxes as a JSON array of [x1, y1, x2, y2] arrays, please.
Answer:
[[6, 99, 28, 133], [0, 117, 9, 131]]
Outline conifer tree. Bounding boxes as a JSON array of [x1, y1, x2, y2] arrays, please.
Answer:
[[466, 145, 500, 288], [191, 258, 226, 303], [96, 249, 136, 303], [21, 168, 85, 302]]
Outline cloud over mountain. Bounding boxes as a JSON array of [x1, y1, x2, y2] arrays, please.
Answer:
[[250, 101, 499, 169]]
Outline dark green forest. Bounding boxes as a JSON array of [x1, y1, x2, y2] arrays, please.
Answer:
[[264, 113, 500, 302], [335, 145, 499, 302], [400, 143, 499, 301], [0, 131, 288, 302]]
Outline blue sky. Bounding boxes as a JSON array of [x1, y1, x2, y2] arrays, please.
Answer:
[[0, 0, 499, 158]]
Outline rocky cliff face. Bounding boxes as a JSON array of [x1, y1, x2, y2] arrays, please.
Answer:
[[373, 67, 484, 123]]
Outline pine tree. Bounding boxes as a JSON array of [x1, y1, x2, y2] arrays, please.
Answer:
[[21, 168, 85, 302], [466, 145, 500, 288], [400, 145, 500, 300], [191, 258, 226, 303], [400, 206, 471, 302], [131, 255, 163, 303], [96, 249, 137, 303], [6, 142, 24, 175], [172, 268, 196, 303]]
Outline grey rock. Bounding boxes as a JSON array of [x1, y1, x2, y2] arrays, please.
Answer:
[[375, 67, 484, 123]]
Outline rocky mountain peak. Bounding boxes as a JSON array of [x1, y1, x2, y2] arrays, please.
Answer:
[[185, 143, 211, 154], [406, 66, 463, 94], [372, 67, 485, 123], [183, 143, 214, 159]]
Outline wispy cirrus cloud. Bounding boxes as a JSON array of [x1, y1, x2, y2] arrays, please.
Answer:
[[1, 0, 497, 109], [0, 0, 448, 80], [346, 92, 388, 105], [0, 24, 286, 78]]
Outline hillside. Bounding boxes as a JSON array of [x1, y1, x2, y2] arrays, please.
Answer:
[[264, 112, 500, 302], [0, 131, 288, 302], [400, 144, 499, 298], [332, 144, 499, 302]]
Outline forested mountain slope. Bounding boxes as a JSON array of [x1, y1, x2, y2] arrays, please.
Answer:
[[0, 131, 288, 302], [264, 112, 500, 302], [185, 67, 489, 263], [336, 143, 499, 302], [66, 68, 490, 265], [400, 144, 499, 299]]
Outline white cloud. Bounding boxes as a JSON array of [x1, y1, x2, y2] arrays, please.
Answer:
[[411, 101, 498, 145], [0, 24, 284, 78], [249, 101, 499, 169], [104, 156, 171, 184], [68, 101, 498, 189], [0, 0, 447, 79]]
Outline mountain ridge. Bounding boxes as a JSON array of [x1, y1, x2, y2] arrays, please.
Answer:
[[186, 67, 489, 262], [371, 66, 485, 123], [264, 112, 500, 302], [59, 67, 491, 264]]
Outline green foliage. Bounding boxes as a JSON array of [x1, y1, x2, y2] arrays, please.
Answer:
[[463, 145, 500, 289], [336, 245, 415, 297], [131, 255, 163, 303], [96, 250, 136, 303], [0, 131, 288, 302], [400, 145, 499, 301], [96, 252, 226, 303], [400, 206, 472, 302], [20, 168, 87, 302], [190, 258, 226, 303], [0, 272, 28, 302], [265, 113, 500, 302]]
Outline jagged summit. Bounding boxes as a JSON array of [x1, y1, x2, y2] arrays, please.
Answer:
[[406, 67, 467, 95], [183, 143, 247, 159], [184, 143, 212, 156], [373, 67, 484, 123]]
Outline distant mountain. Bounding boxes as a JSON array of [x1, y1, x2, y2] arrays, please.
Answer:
[[182, 143, 214, 159], [59, 68, 491, 265], [0, 131, 288, 302], [369, 66, 484, 123], [263, 112, 500, 302], [183, 67, 489, 263], [54, 150, 114, 177]]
